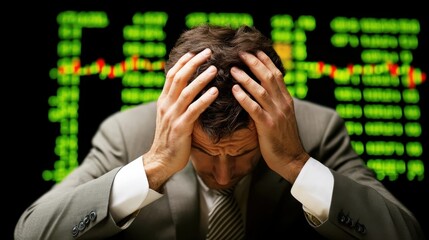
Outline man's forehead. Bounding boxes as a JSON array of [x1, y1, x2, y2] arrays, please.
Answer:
[[192, 122, 258, 149]]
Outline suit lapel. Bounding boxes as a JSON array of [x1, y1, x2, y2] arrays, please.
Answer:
[[164, 159, 293, 239], [246, 160, 291, 236], [165, 162, 201, 240]]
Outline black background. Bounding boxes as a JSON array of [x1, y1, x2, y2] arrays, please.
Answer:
[[10, 1, 428, 239]]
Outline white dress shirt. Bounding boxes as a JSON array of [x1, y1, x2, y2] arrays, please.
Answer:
[[109, 156, 333, 229]]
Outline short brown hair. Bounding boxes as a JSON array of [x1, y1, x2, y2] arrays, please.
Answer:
[[166, 25, 285, 142]]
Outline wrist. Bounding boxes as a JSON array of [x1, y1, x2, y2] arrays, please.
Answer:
[[142, 154, 173, 191], [277, 152, 310, 184]]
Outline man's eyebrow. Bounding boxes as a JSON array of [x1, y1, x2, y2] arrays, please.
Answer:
[[191, 145, 258, 157], [234, 147, 258, 156], [192, 145, 214, 156]]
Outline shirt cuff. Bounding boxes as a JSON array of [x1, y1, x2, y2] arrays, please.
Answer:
[[109, 157, 163, 225], [290, 157, 333, 224]]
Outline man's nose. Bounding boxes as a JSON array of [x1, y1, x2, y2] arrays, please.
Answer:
[[213, 156, 233, 185]]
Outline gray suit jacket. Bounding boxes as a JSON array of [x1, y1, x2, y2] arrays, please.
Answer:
[[15, 99, 424, 240]]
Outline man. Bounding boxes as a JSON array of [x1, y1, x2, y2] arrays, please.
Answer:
[[15, 25, 424, 239]]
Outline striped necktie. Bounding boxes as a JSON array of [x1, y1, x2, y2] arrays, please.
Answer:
[[206, 188, 245, 240]]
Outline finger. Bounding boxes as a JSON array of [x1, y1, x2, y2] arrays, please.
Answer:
[[183, 87, 218, 123], [255, 51, 290, 98], [231, 84, 266, 123], [230, 66, 274, 112], [239, 51, 284, 99], [167, 48, 212, 101], [160, 52, 196, 99], [176, 65, 217, 113]]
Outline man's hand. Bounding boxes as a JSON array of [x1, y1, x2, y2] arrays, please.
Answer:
[[231, 51, 310, 183], [143, 48, 218, 190]]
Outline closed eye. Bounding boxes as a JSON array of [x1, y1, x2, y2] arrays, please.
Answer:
[[191, 145, 257, 157]]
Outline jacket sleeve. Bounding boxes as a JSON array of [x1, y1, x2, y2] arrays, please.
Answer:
[[14, 113, 130, 240], [295, 100, 424, 239]]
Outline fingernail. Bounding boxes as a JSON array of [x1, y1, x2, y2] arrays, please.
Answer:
[[209, 87, 218, 95], [232, 84, 240, 92], [203, 48, 212, 55], [208, 65, 216, 73]]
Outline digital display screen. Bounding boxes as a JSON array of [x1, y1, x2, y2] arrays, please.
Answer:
[[29, 1, 428, 236]]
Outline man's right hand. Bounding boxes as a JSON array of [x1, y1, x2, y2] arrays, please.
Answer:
[[231, 51, 310, 184], [143, 48, 218, 191]]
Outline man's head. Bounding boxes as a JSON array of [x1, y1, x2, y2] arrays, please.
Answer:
[[166, 24, 285, 142], [166, 25, 285, 189]]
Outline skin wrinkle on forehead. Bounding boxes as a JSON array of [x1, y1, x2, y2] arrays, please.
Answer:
[[191, 122, 258, 157], [192, 145, 258, 157]]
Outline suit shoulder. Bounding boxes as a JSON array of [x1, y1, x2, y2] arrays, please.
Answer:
[[94, 101, 157, 158], [293, 98, 346, 137], [293, 98, 338, 117], [101, 102, 157, 124], [95, 101, 157, 139]]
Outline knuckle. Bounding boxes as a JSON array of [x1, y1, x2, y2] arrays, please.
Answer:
[[243, 76, 254, 85], [170, 122, 182, 135], [256, 88, 269, 99], [186, 59, 200, 70], [248, 58, 260, 68], [274, 69, 283, 79], [187, 103, 197, 115], [173, 73, 184, 84], [265, 72, 274, 82], [251, 103, 263, 114], [191, 76, 204, 88], [157, 101, 170, 115], [165, 70, 174, 80], [259, 52, 270, 62], [180, 88, 192, 101]]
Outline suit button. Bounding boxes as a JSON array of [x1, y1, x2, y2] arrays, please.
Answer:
[[84, 215, 90, 225], [338, 212, 346, 224], [345, 216, 354, 228], [78, 220, 86, 231], [89, 211, 97, 221], [72, 225, 79, 238], [355, 222, 367, 234]]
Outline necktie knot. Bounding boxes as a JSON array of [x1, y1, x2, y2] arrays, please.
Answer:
[[216, 188, 234, 196], [206, 187, 245, 240]]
